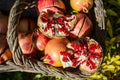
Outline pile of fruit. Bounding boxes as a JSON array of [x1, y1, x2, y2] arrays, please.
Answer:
[[0, 0, 103, 75]]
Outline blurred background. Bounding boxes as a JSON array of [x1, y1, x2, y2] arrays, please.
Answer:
[[0, 0, 120, 80]]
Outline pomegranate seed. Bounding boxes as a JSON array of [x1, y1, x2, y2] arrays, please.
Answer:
[[65, 23, 71, 29], [89, 59, 97, 69], [57, 16, 65, 25], [45, 54, 54, 64], [41, 13, 49, 23], [58, 28, 69, 35], [52, 29, 56, 36], [60, 51, 73, 62], [47, 9, 55, 15], [72, 58, 79, 67]]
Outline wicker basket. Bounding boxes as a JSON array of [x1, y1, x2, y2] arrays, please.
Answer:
[[0, 0, 106, 79]]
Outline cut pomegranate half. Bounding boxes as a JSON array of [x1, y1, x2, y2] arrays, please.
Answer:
[[60, 37, 103, 73], [37, 8, 77, 38]]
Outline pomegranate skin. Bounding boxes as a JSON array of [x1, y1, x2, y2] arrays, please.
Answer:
[[37, 0, 66, 13], [70, 0, 93, 13], [44, 38, 69, 67], [32, 31, 50, 51], [70, 13, 93, 38], [18, 33, 35, 54]]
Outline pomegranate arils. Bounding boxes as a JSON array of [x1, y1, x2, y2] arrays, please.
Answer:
[[89, 43, 100, 51], [47, 9, 55, 16], [87, 59, 97, 69], [38, 9, 77, 38], [58, 28, 69, 35], [44, 20, 55, 32], [60, 51, 73, 68], [79, 37, 103, 74], [40, 13, 49, 23], [57, 16, 64, 25], [44, 53, 54, 64], [60, 51, 71, 62], [70, 43, 84, 51]]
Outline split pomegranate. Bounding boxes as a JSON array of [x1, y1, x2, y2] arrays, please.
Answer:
[[37, 0, 66, 13], [78, 37, 103, 74], [37, 9, 77, 38], [32, 30, 50, 51], [18, 33, 35, 54], [70, 0, 93, 13], [60, 37, 103, 73], [70, 13, 93, 38], [44, 38, 69, 67]]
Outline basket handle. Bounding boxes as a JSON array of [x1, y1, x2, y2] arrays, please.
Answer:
[[7, 0, 36, 66]]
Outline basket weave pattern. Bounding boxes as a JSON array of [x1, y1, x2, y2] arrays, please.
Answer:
[[0, 0, 106, 79]]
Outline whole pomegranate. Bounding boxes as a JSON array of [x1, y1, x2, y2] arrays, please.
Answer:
[[44, 38, 69, 67], [32, 30, 50, 51], [70, 13, 93, 38], [37, 0, 66, 13], [37, 9, 77, 38], [70, 0, 93, 13]]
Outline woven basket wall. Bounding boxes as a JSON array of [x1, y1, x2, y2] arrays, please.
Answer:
[[0, 0, 106, 79]]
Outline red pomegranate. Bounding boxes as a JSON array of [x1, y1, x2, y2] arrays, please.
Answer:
[[70, 0, 93, 13], [70, 13, 93, 38], [32, 30, 50, 51], [44, 38, 69, 67], [18, 33, 35, 54], [37, 0, 66, 13]]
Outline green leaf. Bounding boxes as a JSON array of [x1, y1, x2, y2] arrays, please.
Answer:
[[107, 65, 115, 72], [110, 37, 116, 43], [107, 9, 118, 16], [114, 61, 120, 65], [107, 19, 113, 37], [108, 0, 118, 6], [116, 18, 120, 24], [117, 0, 120, 6], [113, 35, 120, 43]]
